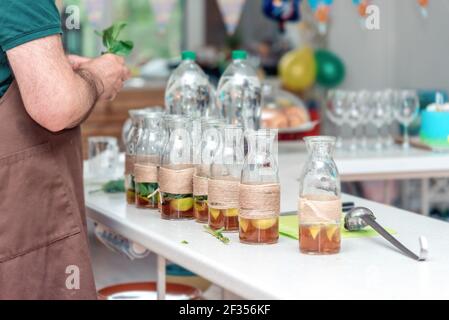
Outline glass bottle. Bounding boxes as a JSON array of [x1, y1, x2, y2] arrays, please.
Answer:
[[298, 136, 342, 255], [193, 118, 224, 223], [159, 115, 195, 220], [124, 109, 146, 205], [208, 125, 244, 232], [240, 129, 280, 245], [165, 51, 212, 117], [134, 111, 165, 209], [217, 50, 262, 130]]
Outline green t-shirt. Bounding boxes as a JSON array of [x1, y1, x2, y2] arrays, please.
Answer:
[[0, 0, 62, 97]]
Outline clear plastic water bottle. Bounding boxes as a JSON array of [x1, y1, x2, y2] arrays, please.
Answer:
[[165, 51, 213, 118], [217, 50, 262, 130]]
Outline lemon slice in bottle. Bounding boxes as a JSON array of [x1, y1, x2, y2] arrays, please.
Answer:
[[251, 218, 277, 230], [239, 218, 250, 233], [309, 225, 321, 240], [170, 197, 193, 212], [326, 225, 339, 241], [209, 208, 221, 220], [194, 200, 207, 211], [224, 208, 239, 217]]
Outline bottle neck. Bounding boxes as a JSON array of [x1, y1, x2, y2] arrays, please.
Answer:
[[309, 144, 334, 159]]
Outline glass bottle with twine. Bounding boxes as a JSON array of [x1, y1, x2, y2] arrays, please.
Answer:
[[208, 124, 244, 232], [193, 118, 225, 223], [298, 136, 342, 255], [240, 129, 280, 245], [134, 111, 165, 209], [124, 109, 147, 205], [159, 115, 195, 220]]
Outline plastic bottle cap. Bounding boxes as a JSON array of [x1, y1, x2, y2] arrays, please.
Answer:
[[232, 50, 247, 60], [182, 51, 196, 61]]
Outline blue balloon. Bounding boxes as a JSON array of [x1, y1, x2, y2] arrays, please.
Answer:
[[308, 0, 319, 10], [309, 0, 333, 11]]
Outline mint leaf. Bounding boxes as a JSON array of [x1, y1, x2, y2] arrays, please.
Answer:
[[109, 40, 134, 56], [111, 22, 128, 40], [95, 22, 133, 57]]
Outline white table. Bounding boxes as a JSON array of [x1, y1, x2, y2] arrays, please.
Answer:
[[280, 143, 449, 215], [85, 153, 449, 300]]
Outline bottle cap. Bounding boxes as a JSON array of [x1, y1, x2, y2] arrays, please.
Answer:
[[232, 50, 248, 60], [182, 51, 196, 61]]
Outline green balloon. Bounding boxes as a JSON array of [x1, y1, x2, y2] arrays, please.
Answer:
[[315, 50, 345, 88]]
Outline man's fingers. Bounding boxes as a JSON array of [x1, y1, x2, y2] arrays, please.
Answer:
[[122, 67, 131, 81]]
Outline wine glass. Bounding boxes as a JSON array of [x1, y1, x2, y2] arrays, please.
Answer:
[[345, 91, 363, 152], [371, 91, 389, 150], [381, 89, 397, 148], [356, 90, 372, 150], [326, 90, 346, 149], [394, 90, 420, 149]]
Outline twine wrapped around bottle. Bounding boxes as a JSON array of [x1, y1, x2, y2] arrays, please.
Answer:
[[208, 177, 239, 209], [239, 183, 280, 219], [125, 154, 135, 175], [298, 195, 342, 224], [193, 174, 208, 196], [134, 164, 158, 183], [158, 166, 194, 195], [135, 155, 160, 166]]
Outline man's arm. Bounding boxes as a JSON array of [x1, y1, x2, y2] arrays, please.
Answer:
[[7, 35, 129, 132]]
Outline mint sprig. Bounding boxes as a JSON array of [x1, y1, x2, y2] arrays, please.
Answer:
[[204, 226, 230, 244], [95, 22, 134, 56]]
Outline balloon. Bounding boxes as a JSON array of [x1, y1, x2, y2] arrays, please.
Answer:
[[358, 0, 369, 17], [315, 4, 330, 23], [418, 0, 429, 7], [418, 0, 429, 18], [263, 0, 302, 32], [314, 49, 345, 88], [279, 47, 316, 92]]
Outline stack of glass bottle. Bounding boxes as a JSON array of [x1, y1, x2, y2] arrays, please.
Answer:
[[119, 50, 343, 255]]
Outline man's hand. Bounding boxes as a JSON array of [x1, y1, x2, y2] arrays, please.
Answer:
[[79, 54, 130, 101], [67, 54, 91, 70]]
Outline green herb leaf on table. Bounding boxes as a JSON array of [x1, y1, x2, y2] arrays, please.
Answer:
[[204, 226, 230, 244], [89, 179, 125, 194], [181, 240, 189, 245]]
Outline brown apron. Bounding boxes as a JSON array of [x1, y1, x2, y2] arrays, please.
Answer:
[[0, 82, 97, 299]]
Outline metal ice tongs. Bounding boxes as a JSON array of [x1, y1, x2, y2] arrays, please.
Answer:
[[344, 207, 429, 261]]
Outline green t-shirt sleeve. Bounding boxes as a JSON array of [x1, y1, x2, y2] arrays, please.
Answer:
[[0, 0, 62, 51]]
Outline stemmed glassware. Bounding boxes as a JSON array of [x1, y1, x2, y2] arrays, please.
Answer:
[[371, 91, 389, 150], [345, 91, 363, 152], [381, 89, 396, 148], [325, 88, 419, 152], [393, 90, 420, 150], [326, 90, 346, 149], [356, 90, 371, 149]]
